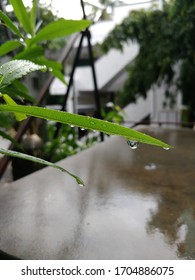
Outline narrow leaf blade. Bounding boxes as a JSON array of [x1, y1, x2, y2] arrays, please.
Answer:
[[0, 148, 85, 186], [30, 0, 37, 35], [0, 104, 172, 149], [1, 94, 26, 121], [0, 10, 23, 38], [51, 68, 67, 85], [9, 0, 33, 35]]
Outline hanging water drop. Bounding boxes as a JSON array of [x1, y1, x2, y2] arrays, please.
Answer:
[[163, 147, 170, 150], [127, 140, 139, 149], [70, 125, 75, 128]]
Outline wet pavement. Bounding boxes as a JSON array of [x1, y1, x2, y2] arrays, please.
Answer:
[[0, 127, 195, 259]]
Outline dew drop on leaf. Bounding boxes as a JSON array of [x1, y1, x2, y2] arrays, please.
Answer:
[[163, 147, 170, 150], [127, 140, 139, 149]]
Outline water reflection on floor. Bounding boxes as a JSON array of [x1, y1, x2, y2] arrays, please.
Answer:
[[0, 127, 195, 259]]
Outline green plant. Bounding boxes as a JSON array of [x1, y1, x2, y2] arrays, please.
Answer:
[[0, 0, 172, 186], [101, 102, 125, 124], [0, 0, 91, 86], [102, 0, 195, 125], [0, 103, 172, 147], [43, 121, 99, 163]]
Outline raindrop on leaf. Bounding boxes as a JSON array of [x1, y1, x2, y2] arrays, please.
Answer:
[[127, 140, 139, 149]]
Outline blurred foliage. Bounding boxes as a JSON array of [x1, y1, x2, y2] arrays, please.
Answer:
[[102, 0, 195, 124], [101, 102, 124, 124], [43, 122, 99, 163], [0, 111, 15, 128], [0, 0, 67, 51]]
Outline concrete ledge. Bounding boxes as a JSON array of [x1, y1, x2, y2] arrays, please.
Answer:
[[0, 127, 195, 259]]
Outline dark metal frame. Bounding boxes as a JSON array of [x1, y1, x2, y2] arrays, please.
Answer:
[[55, 0, 103, 140]]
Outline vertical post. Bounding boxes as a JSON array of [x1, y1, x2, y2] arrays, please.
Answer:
[[54, 32, 85, 137], [57, 0, 104, 140], [80, 0, 104, 140], [61, 32, 85, 112], [85, 29, 104, 140]]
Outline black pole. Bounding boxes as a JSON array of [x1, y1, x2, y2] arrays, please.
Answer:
[[80, 0, 104, 140], [54, 32, 85, 137], [80, 0, 87, 19], [85, 28, 104, 140], [55, 0, 104, 140], [61, 32, 85, 112]]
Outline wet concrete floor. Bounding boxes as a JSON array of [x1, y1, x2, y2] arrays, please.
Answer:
[[0, 127, 195, 259]]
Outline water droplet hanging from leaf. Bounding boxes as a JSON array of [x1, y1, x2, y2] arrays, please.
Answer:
[[127, 140, 139, 149]]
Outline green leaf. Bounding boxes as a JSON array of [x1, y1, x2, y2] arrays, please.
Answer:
[[0, 148, 85, 186], [1, 94, 26, 121], [33, 57, 67, 84], [51, 68, 67, 86], [0, 10, 23, 38], [0, 104, 172, 149], [0, 60, 47, 89], [30, 0, 37, 35], [35, 57, 62, 70], [9, 0, 33, 35], [0, 111, 15, 128], [30, 19, 92, 45], [12, 79, 29, 95], [0, 74, 4, 85], [0, 40, 22, 56], [1, 82, 35, 103], [34, 57, 67, 85], [14, 46, 44, 60]]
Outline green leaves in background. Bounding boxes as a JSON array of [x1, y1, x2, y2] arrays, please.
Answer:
[[9, 0, 34, 35], [0, 60, 46, 120], [0, 104, 172, 149], [0, 10, 23, 38], [0, 94, 26, 121], [1, 80, 35, 103], [0, 1, 92, 88], [0, 40, 23, 56], [14, 46, 44, 60]]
